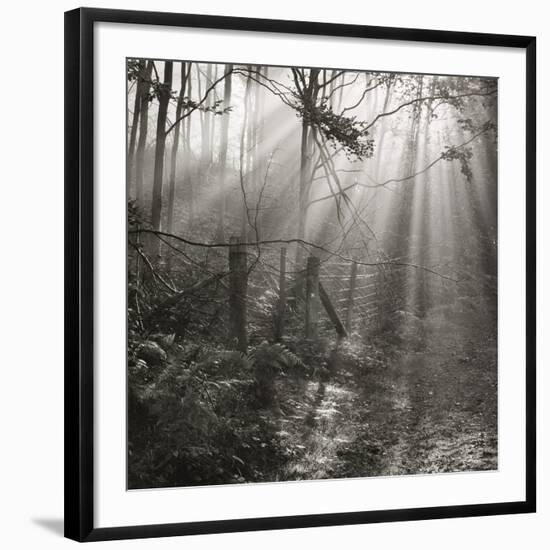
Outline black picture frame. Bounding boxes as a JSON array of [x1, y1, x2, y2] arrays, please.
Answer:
[[64, 7, 537, 542]]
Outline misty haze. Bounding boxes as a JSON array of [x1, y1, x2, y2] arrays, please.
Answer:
[[126, 59, 498, 489]]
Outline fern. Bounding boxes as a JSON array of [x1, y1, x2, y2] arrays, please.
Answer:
[[248, 341, 304, 406], [196, 349, 252, 378], [249, 341, 303, 372]]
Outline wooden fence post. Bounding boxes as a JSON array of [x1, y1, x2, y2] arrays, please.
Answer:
[[305, 255, 320, 339], [319, 282, 347, 339], [345, 261, 358, 333], [228, 236, 248, 353], [275, 247, 287, 341]]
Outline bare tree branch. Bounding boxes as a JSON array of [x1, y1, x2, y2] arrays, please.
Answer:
[[364, 89, 497, 131], [130, 229, 459, 282], [164, 69, 234, 136]]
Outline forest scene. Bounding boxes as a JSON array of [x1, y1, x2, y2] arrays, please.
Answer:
[[126, 58, 498, 490]]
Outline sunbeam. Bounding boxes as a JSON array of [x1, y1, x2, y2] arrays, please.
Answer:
[[126, 58, 499, 489]]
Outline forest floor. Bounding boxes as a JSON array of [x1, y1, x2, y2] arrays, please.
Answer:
[[263, 335, 498, 481], [129, 303, 499, 488]]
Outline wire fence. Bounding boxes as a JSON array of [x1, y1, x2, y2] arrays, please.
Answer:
[[129, 231, 459, 347]]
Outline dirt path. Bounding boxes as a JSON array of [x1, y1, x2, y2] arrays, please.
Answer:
[[274, 344, 498, 481]]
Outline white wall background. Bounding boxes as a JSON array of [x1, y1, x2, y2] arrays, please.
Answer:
[[0, 0, 546, 548]]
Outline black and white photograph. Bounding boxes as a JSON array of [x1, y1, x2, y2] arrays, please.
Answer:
[[127, 59, 498, 490], [0, 0, 544, 546]]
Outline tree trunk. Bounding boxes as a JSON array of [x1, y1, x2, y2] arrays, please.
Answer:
[[127, 60, 145, 186], [205, 64, 213, 165], [215, 63, 233, 241], [295, 69, 320, 269], [185, 63, 195, 229], [210, 65, 218, 157], [295, 117, 309, 268], [134, 60, 154, 207], [167, 62, 187, 240], [196, 64, 207, 190], [250, 67, 265, 237], [239, 68, 253, 237], [150, 60, 173, 259], [200, 64, 212, 169], [255, 66, 268, 237]]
